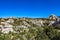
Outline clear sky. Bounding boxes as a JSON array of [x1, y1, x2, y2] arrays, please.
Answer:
[[0, 0, 60, 18]]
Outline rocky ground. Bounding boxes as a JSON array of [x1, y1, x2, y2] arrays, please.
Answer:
[[0, 14, 60, 40]]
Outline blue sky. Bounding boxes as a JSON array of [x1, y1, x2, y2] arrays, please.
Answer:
[[0, 0, 60, 18]]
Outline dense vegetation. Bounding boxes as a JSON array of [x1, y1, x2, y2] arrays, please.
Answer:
[[0, 24, 60, 40]]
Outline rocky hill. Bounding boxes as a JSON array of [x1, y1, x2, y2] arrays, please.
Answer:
[[0, 14, 60, 40], [0, 14, 60, 33]]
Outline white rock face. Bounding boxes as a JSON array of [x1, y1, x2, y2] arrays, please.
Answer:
[[31, 20, 44, 27], [48, 21, 55, 26], [15, 25, 28, 29], [49, 14, 57, 20], [31, 20, 37, 24], [19, 25, 28, 28], [35, 20, 44, 26], [48, 17, 60, 26], [6, 18, 14, 23], [1, 22, 5, 24], [0, 21, 14, 33], [2, 28, 14, 34], [23, 21, 31, 27], [56, 18, 60, 22], [5, 24, 13, 28]]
